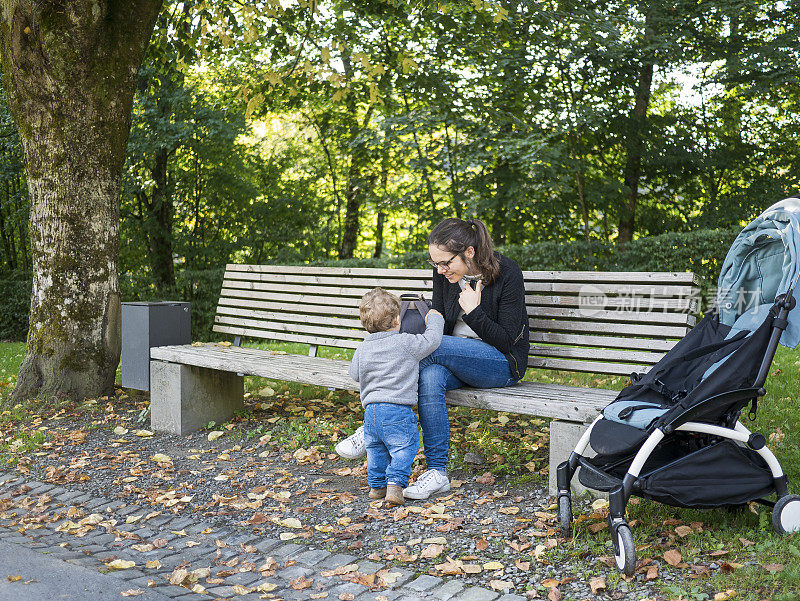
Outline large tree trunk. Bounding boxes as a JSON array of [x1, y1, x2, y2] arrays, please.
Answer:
[[0, 0, 162, 404]]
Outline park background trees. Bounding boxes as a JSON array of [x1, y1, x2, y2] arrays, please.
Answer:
[[1, 0, 799, 388]]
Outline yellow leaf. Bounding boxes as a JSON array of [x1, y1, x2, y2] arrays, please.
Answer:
[[134, 430, 153, 437], [422, 536, 447, 545], [281, 518, 302, 528], [497, 415, 509, 425], [207, 431, 225, 441], [113, 426, 128, 435], [146, 560, 162, 569], [256, 582, 279, 592], [108, 559, 136, 570], [483, 561, 504, 571], [280, 532, 298, 540], [591, 499, 609, 511], [714, 591, 737, 601]]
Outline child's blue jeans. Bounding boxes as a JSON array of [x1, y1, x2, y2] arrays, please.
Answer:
[[363, 402, 419, 489]]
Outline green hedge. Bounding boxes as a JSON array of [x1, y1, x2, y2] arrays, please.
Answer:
[[0, 226, 742, 342]]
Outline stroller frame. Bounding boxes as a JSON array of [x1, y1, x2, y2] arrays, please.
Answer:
[[556, 291, 800, 575]]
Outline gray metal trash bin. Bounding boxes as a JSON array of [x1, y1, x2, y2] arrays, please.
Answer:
[[121, 301, 191, 391]]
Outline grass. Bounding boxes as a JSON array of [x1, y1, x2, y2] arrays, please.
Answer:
[[1, 339, 799, 598]]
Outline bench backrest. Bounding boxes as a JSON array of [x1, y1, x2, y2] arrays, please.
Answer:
[[214, 265, 701, 377]]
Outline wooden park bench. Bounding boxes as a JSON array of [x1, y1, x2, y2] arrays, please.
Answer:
[[149, 265, 701, 493]]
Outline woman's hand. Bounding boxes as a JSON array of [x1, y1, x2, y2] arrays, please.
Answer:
[[459, 280, 482, 314]]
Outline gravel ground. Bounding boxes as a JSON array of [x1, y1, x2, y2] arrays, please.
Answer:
[[6, 389, 711, 601]]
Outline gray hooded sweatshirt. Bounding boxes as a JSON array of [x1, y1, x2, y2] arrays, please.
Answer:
[[348, 313, 444, 408]]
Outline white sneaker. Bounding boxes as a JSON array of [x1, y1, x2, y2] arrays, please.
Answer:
[[335, 426, 366, 459], [403, 469, 450, 500]]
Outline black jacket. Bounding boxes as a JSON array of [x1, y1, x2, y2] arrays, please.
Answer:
[[431, 252, 530, 380]]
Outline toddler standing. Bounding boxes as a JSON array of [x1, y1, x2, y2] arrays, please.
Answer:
[[348, 287, 444, 505]]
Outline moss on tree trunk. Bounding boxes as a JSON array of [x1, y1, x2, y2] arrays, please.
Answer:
[[0, 0, 162, 404]]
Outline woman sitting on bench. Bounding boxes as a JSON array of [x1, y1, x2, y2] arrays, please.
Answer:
[[337, 217, 530, 500]]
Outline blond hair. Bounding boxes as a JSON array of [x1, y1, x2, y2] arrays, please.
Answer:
[[359, 287, 401, 333]]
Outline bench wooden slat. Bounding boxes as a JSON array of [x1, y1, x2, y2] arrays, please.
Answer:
[[530, 306, 695, 326], [528, 356, 646, 375], [530, 331, 674, 351], [528, 318, 689, 338], [524, 282, 697, 297], [228, 264, 699, 285], [215, 315, 363, 340], [217, 306, 362, 329], [530, 345, 665, 364], [220, 280, 428, 298], [528, 295, 697, 312], [224, 273, 434, 290], [213, 325, 360, 349]]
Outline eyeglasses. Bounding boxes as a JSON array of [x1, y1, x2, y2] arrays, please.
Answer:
[[426, 254, 458, 270]]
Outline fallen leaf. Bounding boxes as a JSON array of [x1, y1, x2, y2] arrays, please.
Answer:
[[675, 525, 693, 537], [589, 576, 606, 594], [121, 590, 145, 597], [714, 591, 737, 601], [420, 544, 444, 559], [107, 559, 136, 570], [256, 582, 278, 592], [664, 549, 682, 566], [113, 426, 128, 435], [515, 560, 530, 571], [476, 472, 495, 485], [548, 588, 561, 601], [483, 561, 504, 571], [150, 453, 171, 463], [490, 580, 513, 591], [339, 594, 355, 601], [208, 431, 225, 441], [134, 430, 153, 437], [462, 564, 482, 574], [169, 569, 189, 585], [646, 565, 658, 580], [290, 576, 313, 590], [7, 575, 22, 582], [764, 564, 784, 572], [232, 585, 252, 594], [146, 560, 161, 569], [281, 517, 302, 528], [476, 538, 488, 551]]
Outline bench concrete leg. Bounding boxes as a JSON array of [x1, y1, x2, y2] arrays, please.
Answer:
[[549, 419, 604, 498], [150, 361, 244, 435]]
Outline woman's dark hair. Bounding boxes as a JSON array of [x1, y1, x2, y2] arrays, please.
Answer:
[[427, 218, 501, 285]]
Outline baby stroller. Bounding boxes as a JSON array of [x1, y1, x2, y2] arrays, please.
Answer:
[[556, 198, 800, 575]]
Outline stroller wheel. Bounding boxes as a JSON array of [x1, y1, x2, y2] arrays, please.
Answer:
[[613, 524, 636, 576], [558, 495, 572, 537], [772, 494, 800, 534]]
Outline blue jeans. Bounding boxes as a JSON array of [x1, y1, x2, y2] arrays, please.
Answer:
[[364, 403, 420, 488], [418, 335, 518, 472]]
